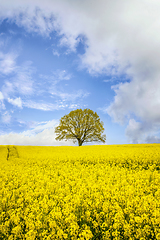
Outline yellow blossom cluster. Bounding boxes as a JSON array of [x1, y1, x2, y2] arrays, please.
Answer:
[[0, 144, 160, 239]]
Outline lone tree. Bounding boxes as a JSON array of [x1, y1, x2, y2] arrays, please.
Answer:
[[55, 108, 106, 146]]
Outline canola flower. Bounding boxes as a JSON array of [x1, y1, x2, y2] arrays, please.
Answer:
[[0, 144, 160, 239]]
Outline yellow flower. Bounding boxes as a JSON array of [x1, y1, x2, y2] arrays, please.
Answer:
[[1, 144, 160, 239]]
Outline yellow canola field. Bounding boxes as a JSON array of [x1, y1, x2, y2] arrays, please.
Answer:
[[0, 144, 160, 240]]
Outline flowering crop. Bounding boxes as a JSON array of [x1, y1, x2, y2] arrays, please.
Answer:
[[0, 144, 160, 239]]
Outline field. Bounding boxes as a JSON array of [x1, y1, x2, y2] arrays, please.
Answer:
[[0, 144, 160, 240]]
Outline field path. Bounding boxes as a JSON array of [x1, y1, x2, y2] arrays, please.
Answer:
[[6, 145, 19, 160]]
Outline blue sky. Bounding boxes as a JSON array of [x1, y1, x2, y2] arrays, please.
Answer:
[[0, 0, 160, 146]]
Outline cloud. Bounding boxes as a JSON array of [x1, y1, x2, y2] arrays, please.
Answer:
[[1, 1, 160, 73], [25, 119, 58, 133], [23, 100, 61, 111], [0, 102, 5, 111], [23, 100, 83, 111], [1, 0, 160, 142], [1, 81, 15, 99], [107, 74, 160, 142], [0, 91, 5, 110], [0, 119, 74, 146], [0, 38, 35, 98], [0, 52, 17, 74], [39, 69, 72, 84], [145, 136, 160, 144], [125, 119, 148, 144], [8, 97, 22, 108], [108, 77, 160, 125], [39, 71, 89, 103], [0, 129, 74, 146], [52, 49, 60, 57], [125, 118, 160, 144], [13, 61, 35, 95], [0, 91, 4, 100], [50, 89, 90, 102], [1, 61, 35, 99], [38, 70, 72, 95], [1, 111, 11, 123]]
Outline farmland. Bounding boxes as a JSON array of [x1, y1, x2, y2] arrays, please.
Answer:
[[0, 144, 160, 239]]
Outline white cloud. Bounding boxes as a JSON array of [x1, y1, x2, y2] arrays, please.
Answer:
[[39, 70, 72, 84], [13, 62, 35, 95], [125, 119, 147, 143], [108, 76, 160, 124], [107, 74, 160, 142], [38, 70, 72, 96], [0, 129, 74, 146], [1, 81, 15, 99], [56, 70, 71, 81], [68, 104, 79, 109], [52, 49, 60, 57], [50, 89, 90, 102], [1, 0, 160, 142], [1, 111, 11, 123], [8, 97, 22, 108], [145, 136, 160, 144], [23, 100, 60, 111], [23, 119, 58, 135], [0, 52, 17, 74], [1, 61, 35, 98], [125, 119, 160, 144], [39, 71, 89, 103], [22, 100, 83, 111], [0, 101, 5, 111], [0, 91, 5, 110], [0, 119, 74, 146], [0, 91, 4, 100]]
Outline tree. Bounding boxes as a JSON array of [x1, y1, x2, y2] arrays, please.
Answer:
[[55, 108, 106, 146]]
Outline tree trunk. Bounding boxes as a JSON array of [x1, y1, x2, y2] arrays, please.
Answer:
[[78, 140, 83, 146]]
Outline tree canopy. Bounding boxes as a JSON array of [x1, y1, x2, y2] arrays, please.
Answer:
[[55, 108, 106, 146]]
